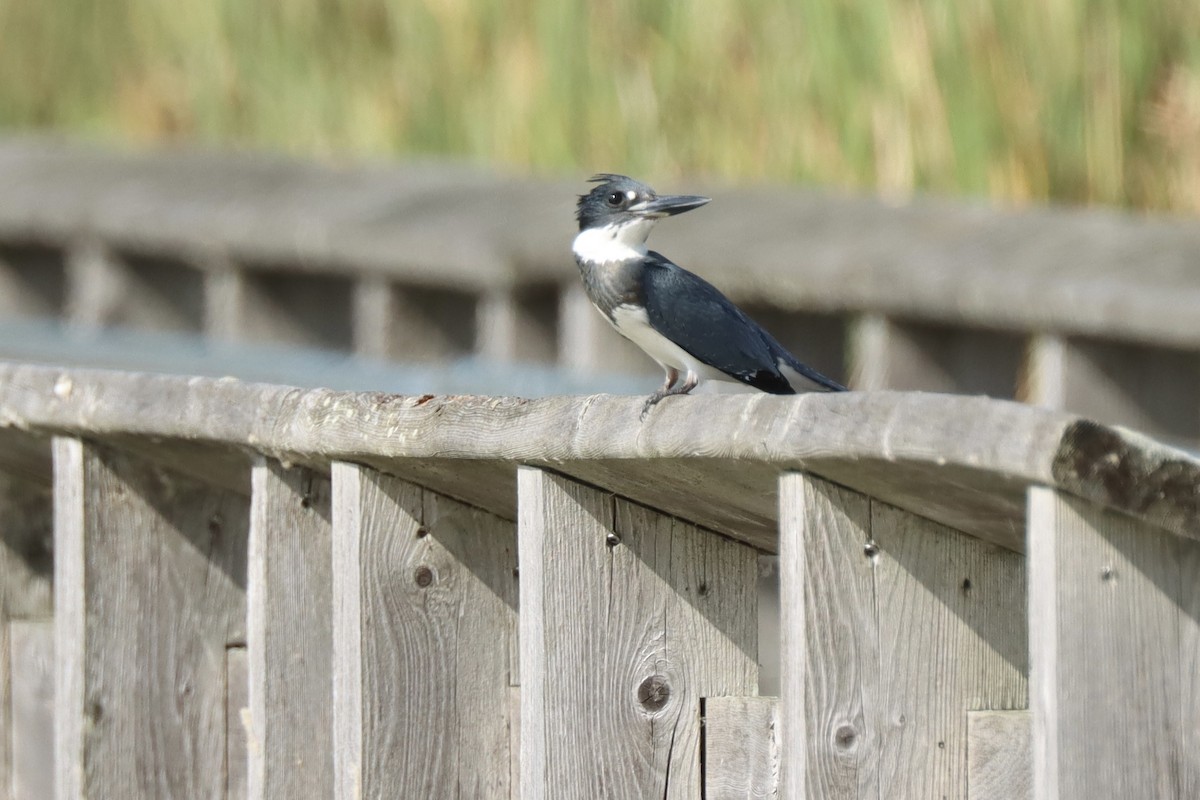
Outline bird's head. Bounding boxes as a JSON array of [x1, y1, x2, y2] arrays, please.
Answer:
[[575, 174, 710, 234]]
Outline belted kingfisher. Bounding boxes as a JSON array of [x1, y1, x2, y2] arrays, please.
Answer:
[[573, 173, 846, 416]]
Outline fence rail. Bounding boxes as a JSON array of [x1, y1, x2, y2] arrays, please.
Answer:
[[3, 140, 1200, 448], [0, 361, 1197, 798]]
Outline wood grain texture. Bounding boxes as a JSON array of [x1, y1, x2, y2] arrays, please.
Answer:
[[781, 472, 1028, 800], [703, 696, 779, 800], [518, 468, 758, 800], [331, 462, 518, 799], [967, 710, 1031, 800], [53, 436, 249, 800], [10, 620, 54, 800], [1027, 487, 1200, 800], [780, 473, 877, 800], [246, 459, 333, 800], [870, 500, 1028, 797], [7, 363, 1199, 552], [0, 471, 53, 799]]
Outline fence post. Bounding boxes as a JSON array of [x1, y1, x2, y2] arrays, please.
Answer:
[[331, 462, 519, 799], [779, 472, 1027, 799], [1027, 487, 1200, 799], [52, 437, 249, 800], [517, 467, 758, 799], [246, 459, 333, 799]]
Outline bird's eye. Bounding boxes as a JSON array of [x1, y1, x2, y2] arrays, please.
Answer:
[[606, 191, 624, 207]]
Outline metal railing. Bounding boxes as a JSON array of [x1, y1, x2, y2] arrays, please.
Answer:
[[0, 362, 1197, 798]]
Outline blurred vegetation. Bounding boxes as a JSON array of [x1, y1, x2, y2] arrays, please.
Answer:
[[1, 0, 1198, 211]]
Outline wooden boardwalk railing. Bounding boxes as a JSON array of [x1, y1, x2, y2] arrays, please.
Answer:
[[0, 363, 1197, 798], [4, 140, 1200, 448]]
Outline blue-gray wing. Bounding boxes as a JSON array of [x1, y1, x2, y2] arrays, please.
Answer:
[[640, 251, 844, 393]]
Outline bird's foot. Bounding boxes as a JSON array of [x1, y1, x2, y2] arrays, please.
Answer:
[[639, 376, 699, 420], [640, 390, 668, 421]]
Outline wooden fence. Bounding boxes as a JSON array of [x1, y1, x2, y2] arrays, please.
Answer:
[[0, 362, 1197, 799], [3, 140, 1200, 448]]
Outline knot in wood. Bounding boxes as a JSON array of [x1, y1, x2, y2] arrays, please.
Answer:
[[834, 724, 857, 750], [637, 676, 670, 711], [414, 566, 434, 588]]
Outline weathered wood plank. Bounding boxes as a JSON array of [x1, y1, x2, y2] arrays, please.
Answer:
[[703, 696, 779, 800], [10, 620, 54, 800], [331, 462, 518, 799], [53, 436, 249, 800], [780, 473, 877, 800], [0, 471, 53, 799], [870, 500, 1028, 796], [967, 710, 1031, 800], [518, 467, 758, 799], [1027, 487, 1200, 800], [4, 365, 1200, 550], [246, 460, 333, 800], [780, 473, 1027, 800]]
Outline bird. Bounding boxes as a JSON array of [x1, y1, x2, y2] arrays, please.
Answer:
[[572, 173, 847, 417]]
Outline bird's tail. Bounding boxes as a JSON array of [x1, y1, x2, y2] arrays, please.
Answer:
[[778, 349, 848, 392]]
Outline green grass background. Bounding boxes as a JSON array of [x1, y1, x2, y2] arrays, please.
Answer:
[[1, 0, 1198, 211]]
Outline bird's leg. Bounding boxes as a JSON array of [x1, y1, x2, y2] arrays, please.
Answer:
[[640, 368, 680, 419], [663, 373, 698, 397], [641, 370, 697, 419]]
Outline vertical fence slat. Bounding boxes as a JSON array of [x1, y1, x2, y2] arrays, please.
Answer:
[[0, 471, 52, 800], [1027, 487, 1200, 799], [65, 241, 125, 329], [781, 473, 1028, 800], [870, 501, 1028, 794], [780, 473, 877, 800], [518, 467, 758, 799], [331, 462, 519, 799], [10, 621, 53, 800], [247, 460, 332, 800], [1024, 333, 1066, 408], [702, 696, 779, 800], [53, 437, 249, 800], [203, 258, 245, 341]]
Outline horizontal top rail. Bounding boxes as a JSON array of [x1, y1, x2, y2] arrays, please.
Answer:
[[0, 362, 1195, 553], [3, 139, 1200, 346]]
